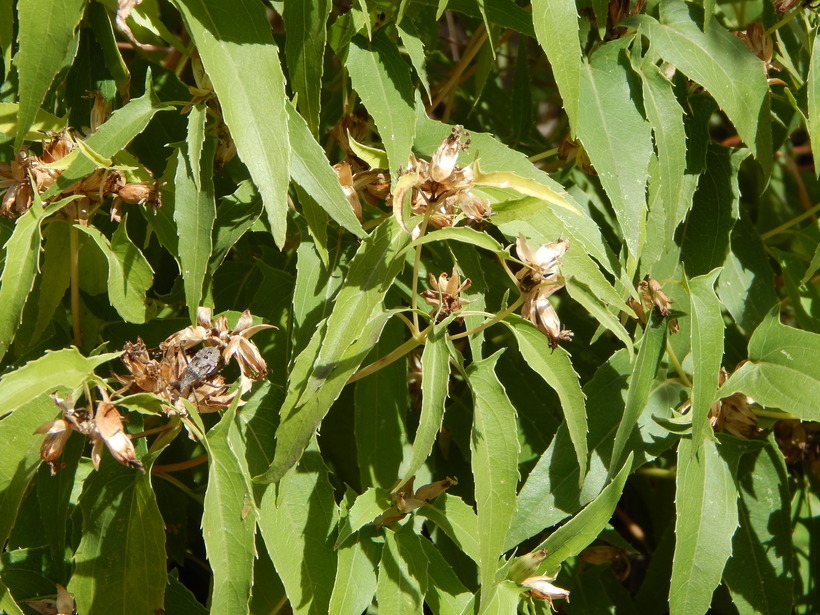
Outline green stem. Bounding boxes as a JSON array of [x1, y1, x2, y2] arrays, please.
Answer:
[[448, 292, 527, 341], [527, 148, 558, 163], [665, 339, 691, 388], [69, 224, 82, 348], [760, 201, 820, 240], [347, 325, 431, 384]]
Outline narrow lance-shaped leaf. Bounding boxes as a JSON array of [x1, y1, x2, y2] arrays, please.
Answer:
[[14, 0, 86, 151], [70, 458, 167, 615], [670, 437, 739, 615], [504, 315, 587, 477], [200, 406, 257, 614], [377, 527, 427, 614], [347, 31, 416, 187], [684, 268, 724, 448], [0, 205, 43, 360], [284, 0, 330, 135], [539, 452, 634, 571], [328, 527, 381, 615], [258, 440, 337, 615], [638, 59, 687, 244], [256, 221, 410, 484], [74, 220, 155, 324], [397, 323, 450, 488], [531, 0, 581, 132], [809, 31, 820, 178], [172, 0, 290, 248], [467, 351, 520, 613], [623, 1, 772, 179], [577, 39, 653, 260], [717, 308, 820, 420], [610, 315, 667, 473], [287, 100, 365, 238], [173, 136, 216, 324]]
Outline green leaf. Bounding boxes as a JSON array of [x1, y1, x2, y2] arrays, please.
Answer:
[[0, 348, 117, 419], [397, 18, 431, 101], [467, 351, 520, 613], [681, 147, 748, 277], [0, 206, 43, 361], [684, 268, 723, 447], [209, 180, 264, 275], [355, 319, 408, 490], [173, 137, 216, 323], [806, 31, 819, 178], [577, 40, 653, 260], [0, 103, 67, 140], [328, 527, 381, 615], [638, 60, 687, 245], [43, 72, 165, 198], [417, 493, 481, 564], [256, 221, 409, 484], [530, 0, 581, 131], [74, 220, 155, 324], [173, 0, 290, 248], [347, 32, 416, 185], [26, 221, 71, 346], [623, 1, 772, 178], [398, 323, 450, 488], [408, 226, 505, 256], [723, 437, 795, 615], [186, 102, 207, 191], [13, 0, 86, 151], [200, 406, 256, 614], [718, 309, 820, 419], [284, 0, 330, 135], [0, 396, 67, 547], [0, 580, 23, 615], [287, 100, 365, 238], [670, 437, 739, 615], [538, 452, 634, 571], [376, 528, 427, 614], [610, 316, 667, 472], [503, 315, 587, 476], [70, 458, 167, 615], [258, 441, 337, 615], [418, 536, 472, 615]]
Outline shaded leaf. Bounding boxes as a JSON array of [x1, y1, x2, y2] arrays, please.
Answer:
[[173, 0, 290, 247]]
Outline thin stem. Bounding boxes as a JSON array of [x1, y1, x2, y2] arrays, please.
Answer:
[[395, 311, 419, 335], [760, 201, 820, 240], [348, 325, 432, 384], [752, 408, 796, 420], [429, 25, 488, 111], [411, 206, 434, 333], [665, 339, 691, 388], [69, 224, 82, 347], [765, 8, 799, 36], [527, 148, 558, 164], [129, 424, 174, 440], [152, 452, 209, 474], [448, 292, 527, 341]]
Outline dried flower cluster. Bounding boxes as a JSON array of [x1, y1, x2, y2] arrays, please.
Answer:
[[515, 234, 573, 348], [420, 266, 472, 322], [0, 128, 160, 221], [119, 307, 274, 414], [679, 366, 761, 439], [521, 575, 570, 610], [375, 477, 456, 526], [36, 390, 143, 475], [580, 545, 632, 581], [775, 419, 820, 478], [735, 23, 785, 85], [36, 308, 273, 473]]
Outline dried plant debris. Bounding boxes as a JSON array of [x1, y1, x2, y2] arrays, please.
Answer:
[[0, 127, 160, 220]]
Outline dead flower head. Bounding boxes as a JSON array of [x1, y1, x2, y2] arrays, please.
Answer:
[[122, 308, 274, 414], [522, 286, 574, 349], [35, 391, 142, 473], [515, 234, 568, 289], [420, 266, 472, 322], [521, 575, 570, 610], [333, 161, 362, 221], [628, 276, 673, 326]]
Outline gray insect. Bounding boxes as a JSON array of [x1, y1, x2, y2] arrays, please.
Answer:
[[174, 346, 225, 396]]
